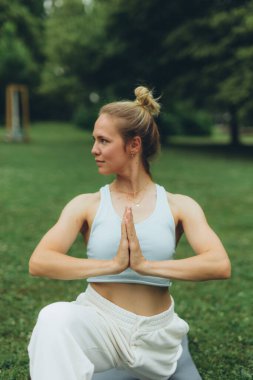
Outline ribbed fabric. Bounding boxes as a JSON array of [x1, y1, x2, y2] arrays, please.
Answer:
[[87, 184, 175, 287]]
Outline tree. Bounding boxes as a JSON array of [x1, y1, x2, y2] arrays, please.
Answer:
[[40, 0, 253, 143], [102, 0, 253, 144], [40, 0, 114, 110], [0, 0, 45, 122], [161, 0, 253, 145], [0, 22, 36, 85], [40, 0, 211, 120]]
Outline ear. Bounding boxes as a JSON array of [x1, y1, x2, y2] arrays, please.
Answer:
[[127, 136, 142, 154]]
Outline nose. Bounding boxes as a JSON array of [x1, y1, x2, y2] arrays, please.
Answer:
[[91, 140, 99, 156]]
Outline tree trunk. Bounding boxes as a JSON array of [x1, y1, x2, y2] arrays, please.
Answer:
[[229, 106, 240, 146]]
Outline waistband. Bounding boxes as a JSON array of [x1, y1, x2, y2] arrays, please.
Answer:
[[84, 284, 175, 331]]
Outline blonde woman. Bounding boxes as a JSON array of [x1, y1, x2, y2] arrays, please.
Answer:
[[28, 87, 231, 380]]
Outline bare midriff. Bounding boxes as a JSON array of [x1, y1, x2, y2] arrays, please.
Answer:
[[91, 282, 172, 316]]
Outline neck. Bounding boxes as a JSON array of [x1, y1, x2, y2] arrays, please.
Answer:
[[113, 171, 153, 194]]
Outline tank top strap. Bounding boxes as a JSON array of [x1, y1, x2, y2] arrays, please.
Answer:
[[88, 185, 116, 245], [104, 184, 117, 213], [101, 184, 110, 201], [99, 185, 112, 213], [155, 184, 176, 227], [92, 185, 110, 224]]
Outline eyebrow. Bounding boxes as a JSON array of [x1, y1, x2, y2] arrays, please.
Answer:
[[92, 134, 111, 141]]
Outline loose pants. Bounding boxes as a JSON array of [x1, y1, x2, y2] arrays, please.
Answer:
[[28, 285, 189, 380]]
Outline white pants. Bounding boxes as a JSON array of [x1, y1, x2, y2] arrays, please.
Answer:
[[28, 285, 189, 380]]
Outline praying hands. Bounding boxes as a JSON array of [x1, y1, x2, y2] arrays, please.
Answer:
[[113, 207, 147, 274]]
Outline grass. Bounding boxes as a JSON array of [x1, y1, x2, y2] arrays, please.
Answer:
[[169, 124, 253, 145], [0, 122, 252, 379]]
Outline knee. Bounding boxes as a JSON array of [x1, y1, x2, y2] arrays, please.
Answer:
[[37, 302, 75, 331]]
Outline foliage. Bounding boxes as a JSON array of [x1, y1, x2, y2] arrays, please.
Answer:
[[39, 0, 253, 142], [0, 122, 252, 379], [0, 22, 36, 85], [162, 0, 253, 143], [72, 103, 101, 130], [159, 102, 213, 138], [0, 0, 44, 85], [40, 0, 114, 109], [2, 0, 253, 142], [0, 0, 45, 121]]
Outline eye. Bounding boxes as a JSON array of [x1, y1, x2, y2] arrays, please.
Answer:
[[100, 138, 109, 145], [92, 136, 110, 145]]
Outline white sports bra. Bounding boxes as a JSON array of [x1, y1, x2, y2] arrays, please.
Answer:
[[86, 184, 176, 287]]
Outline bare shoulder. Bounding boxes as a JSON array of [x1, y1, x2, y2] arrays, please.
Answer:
[[59, 191, 101, 221], [166, 191, 206, 224]]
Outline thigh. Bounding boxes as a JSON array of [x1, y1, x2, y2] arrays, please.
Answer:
[[32, 301, 119, 372]]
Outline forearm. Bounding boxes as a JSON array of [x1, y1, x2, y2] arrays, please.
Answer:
[[29, 250, 119, 280], [140, 251, 231, 281]]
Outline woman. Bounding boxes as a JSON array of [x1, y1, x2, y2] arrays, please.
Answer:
[[28, 87, 231, 380]]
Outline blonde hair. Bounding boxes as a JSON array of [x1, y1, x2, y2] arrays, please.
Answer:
[[99, 86, 161, 176]]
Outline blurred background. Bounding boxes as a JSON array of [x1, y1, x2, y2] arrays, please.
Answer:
[[0, 1, 253, 379], [1, 0, 253, 145]]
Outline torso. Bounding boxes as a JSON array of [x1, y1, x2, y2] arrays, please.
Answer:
[[80, 184, 183, 316], [91, 282, 171, 316]]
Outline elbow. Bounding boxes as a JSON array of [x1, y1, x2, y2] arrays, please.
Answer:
[[29, 256, 43, 277], [218, 258, 231, 279]]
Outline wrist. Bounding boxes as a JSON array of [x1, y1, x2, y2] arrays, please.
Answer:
[[111, 259, 126, 274], [133, 258, 150, 275]]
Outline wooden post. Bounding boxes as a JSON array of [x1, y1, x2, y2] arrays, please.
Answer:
[[5, 84, 30, 142]]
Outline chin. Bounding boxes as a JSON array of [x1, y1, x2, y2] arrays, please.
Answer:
[[98, 168, 113, 176]]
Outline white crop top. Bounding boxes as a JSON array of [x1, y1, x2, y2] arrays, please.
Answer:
[[87, 184, 176, 287]]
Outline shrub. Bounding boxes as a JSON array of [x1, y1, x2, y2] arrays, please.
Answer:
[[158, 102, 213, 139], [72, 103, 100, 130]]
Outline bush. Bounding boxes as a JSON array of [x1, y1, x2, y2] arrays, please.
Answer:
[[158, 102, 213, 139], [72, 103, 100, 130], [73, 101, 213, 142]]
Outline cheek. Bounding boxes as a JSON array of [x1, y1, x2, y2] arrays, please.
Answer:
[[107, 145, 126, 159]]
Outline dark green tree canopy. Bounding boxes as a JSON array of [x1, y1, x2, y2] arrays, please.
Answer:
[[1, 0, 253, 142], [0, 0, 45, 121]]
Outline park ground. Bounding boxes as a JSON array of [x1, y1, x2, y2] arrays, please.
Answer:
[[0, 122, 252, 379]]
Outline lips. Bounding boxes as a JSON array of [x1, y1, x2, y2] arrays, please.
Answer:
[[95, 160, 105, 165]]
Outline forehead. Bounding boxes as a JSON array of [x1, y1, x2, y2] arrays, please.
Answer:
[[93, 113, 123, 138]]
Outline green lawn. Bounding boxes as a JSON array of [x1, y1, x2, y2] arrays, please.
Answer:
[[0, 122, 252, 379]]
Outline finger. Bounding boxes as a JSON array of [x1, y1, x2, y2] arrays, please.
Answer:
[[123, 207, 128, 218], [122, 207, 129, 236], [126, 209, 137, 239], [121, 218, 127, 239], [128, 207, 134, 223], [124, 207, 131, 223], [125, 207, 133, 222]]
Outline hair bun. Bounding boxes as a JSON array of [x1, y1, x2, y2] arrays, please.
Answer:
[[134, 86, 160, 116]]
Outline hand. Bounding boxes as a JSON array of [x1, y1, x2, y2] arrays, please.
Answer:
[[125, 207, 147, 274], [113, 209, 130, 273]]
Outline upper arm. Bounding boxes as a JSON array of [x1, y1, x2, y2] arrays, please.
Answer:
[[176, 195, 227, 257], [33, 195, 90, 256]]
